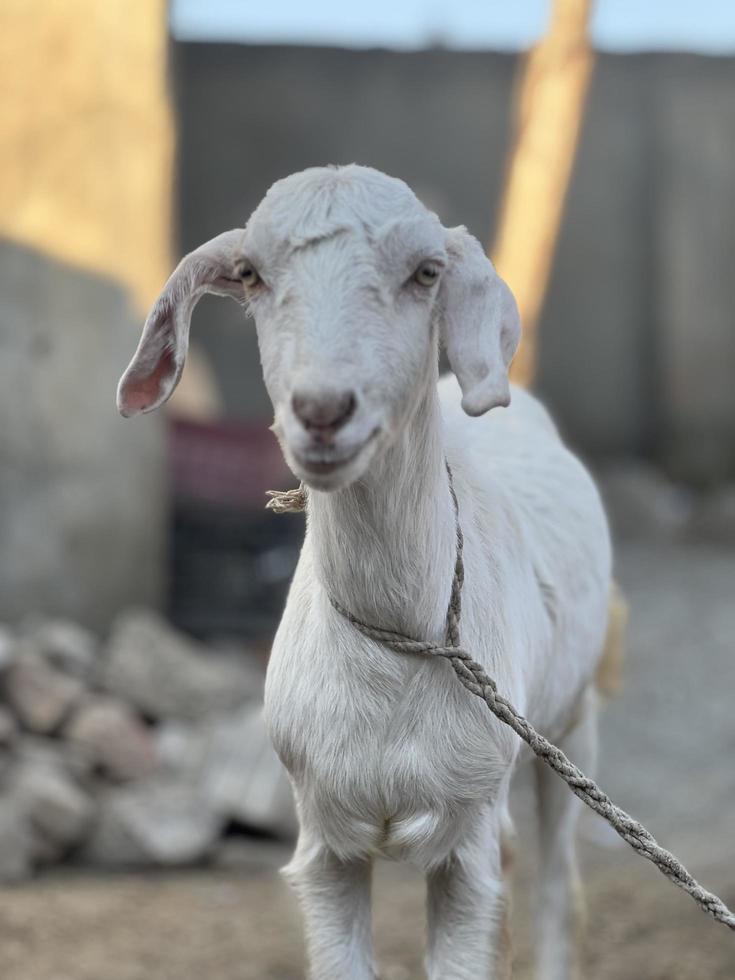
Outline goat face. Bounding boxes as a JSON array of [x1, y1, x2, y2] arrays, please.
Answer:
[[117, 165, 520, 492], [246, 167, 452, 490]]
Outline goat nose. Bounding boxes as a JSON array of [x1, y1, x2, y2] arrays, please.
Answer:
[[291, 388, 357, 432]]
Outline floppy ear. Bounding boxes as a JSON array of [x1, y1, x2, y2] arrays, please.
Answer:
[[117, 229, 247, 417], [439, 226, 521, 417]]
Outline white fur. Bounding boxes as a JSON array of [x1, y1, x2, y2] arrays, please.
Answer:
[[118, 165, 612, 979]]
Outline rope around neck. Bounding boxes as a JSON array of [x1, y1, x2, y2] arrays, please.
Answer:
[[266, 473, 735, 931]]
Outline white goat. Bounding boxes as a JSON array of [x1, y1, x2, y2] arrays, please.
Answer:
[[118, 165, 612, 980]]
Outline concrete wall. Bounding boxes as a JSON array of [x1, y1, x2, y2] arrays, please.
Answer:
[[541, 53, 735, 480], [173, 44, 735, 482], [0, 2, 173, 626], [0, 242, 166, 630]]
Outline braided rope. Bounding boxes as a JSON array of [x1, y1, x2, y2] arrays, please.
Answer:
[[266, 485, 308, 514], [267, 473, 735, 931]]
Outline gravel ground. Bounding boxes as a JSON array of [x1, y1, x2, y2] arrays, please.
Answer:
[[1, 541, 734, 979]]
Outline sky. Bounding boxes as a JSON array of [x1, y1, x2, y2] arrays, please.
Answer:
[[171, 0, 735, 53]]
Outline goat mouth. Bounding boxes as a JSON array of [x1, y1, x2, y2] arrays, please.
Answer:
[[298, 453, 360, 475], [294, 429, 380, 476]]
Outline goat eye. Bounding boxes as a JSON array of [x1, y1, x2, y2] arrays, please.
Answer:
[[235, 259, 260, 286], [414, 263, 439, 287]]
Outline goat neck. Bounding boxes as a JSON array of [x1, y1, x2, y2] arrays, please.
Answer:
[[306, 379, 456, 642]]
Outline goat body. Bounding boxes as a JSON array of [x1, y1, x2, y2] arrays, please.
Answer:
[[268, 374, 610, 860], [266, 377, 611, 979], [118, 165, 613, 979]]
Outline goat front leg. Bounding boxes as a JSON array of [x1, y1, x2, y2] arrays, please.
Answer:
[[425, 805, 508, 980], [283, 829, 377, 980]]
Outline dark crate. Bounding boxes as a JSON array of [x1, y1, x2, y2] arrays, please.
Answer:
[[167, 418, 302, 641]]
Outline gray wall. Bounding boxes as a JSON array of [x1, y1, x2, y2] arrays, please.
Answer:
[[0, 241, 166, 629], [542, 53, 735, 480], [173, 44, 735, 482]]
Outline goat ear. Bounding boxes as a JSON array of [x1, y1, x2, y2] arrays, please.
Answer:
[[117, 229, 247, 417], [439, 226, 521, 417]]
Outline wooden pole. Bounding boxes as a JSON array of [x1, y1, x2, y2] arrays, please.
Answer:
[[491, 0, 595, 387]]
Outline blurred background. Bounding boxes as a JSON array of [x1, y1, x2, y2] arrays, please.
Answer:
[[1, 1, 734, 977]]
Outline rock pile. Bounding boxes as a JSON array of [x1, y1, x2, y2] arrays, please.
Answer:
[[597, 463, 735, 545], [0, 611, 296, 882]]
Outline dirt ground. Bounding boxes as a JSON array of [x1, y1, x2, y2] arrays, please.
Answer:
[[0, 855, 733, 980], [1, 541, 734, 979]]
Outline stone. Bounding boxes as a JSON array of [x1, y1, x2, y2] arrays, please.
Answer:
[[103, 609, 260, 721], [13, 759, 95, 848], [0, 800, 33, 882], [28, 832, 66, 867], [155, 720, 209, 775], [0, 748, 14, 782], [22, 617, 98, 680], [3, 653, 84, 734], [212, 837, 291, 874], [16, 735, 95, 786], [0, 624, 16, 672], [156, 708, 297, 840], [690, 485, 735, 546], [79, 793, 148, 868], [0, 705, 18, 746], [83, 779, 222, 867], [64, 697, 157, 782], [203, 706, 297, 839], [597, 462, 693, 540], [208, 641, 267, 703]]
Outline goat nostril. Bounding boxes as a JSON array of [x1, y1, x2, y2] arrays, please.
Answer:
[[292, 390, 357, 432]]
